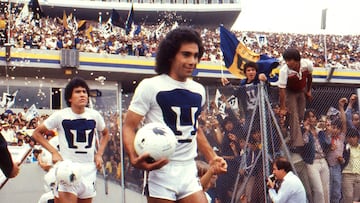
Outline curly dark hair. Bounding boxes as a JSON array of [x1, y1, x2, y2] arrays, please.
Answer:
[[282, 48, 301, 62], [244, 61, 258, 72], [64, 77, 90, 107], [155, 27, 204, 74]]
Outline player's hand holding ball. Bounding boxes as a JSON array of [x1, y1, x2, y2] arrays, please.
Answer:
[[133, 122, 177, 171]]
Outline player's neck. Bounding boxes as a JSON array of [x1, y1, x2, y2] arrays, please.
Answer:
[[71, 105, 85, 114]]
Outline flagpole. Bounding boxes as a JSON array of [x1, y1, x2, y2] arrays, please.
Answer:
[[7, 0, 11, 44], [5, 0, 11, 94], [321, 8, 328, 66], [220, 58, 224, 78]]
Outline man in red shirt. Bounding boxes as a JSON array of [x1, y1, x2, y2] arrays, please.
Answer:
[[278, 48, 313, 149]]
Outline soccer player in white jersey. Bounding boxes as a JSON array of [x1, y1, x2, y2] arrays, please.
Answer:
[[122, 27, 228, 203], [33, 77, 110, 203]]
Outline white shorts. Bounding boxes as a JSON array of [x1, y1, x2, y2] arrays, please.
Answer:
[[147, 160, 202, 201], [38, 191, 54, 203], [57, 162, 97, 199]]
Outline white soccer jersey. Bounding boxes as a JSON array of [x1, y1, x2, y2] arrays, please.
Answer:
[[129, 74, 206, 161], [43, 107, 106, 163]]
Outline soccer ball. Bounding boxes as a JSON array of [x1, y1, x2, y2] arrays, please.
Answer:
[[40, 149, 53, 166], [55, 160, 80, 185], [134, 122, 177, 161]]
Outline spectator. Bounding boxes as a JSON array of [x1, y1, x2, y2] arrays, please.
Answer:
[[345, 93, 360, 135], [196, 160, 219, 203], [279, 48, 313, 150], [267, 156, 307, 203], [1, 122, 15, 143], [302, 109, 330, 203], [239, 135, 262, 203], [341, 127, 360, 203], [326, 98, 347, 203]]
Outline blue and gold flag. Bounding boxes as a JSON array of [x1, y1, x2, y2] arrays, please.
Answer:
[[220, 26, 279, 82]]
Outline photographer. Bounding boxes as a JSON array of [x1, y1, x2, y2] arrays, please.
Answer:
[[267, 156, 306, 203]]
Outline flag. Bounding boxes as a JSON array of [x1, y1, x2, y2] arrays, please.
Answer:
[[125, 4, 134, 35], [256, 35, 267, 48], [102, 18, 113, 38], [63, 10, 67, 28], [28, 0, 43, 21], [73, 16, 78, 34], [77, 20, 87, 31], [220, 26, 279, 82], [171, 21, 179, 30], [134, 24, 141, 35], [24, 104, 39, 121], [85, 25, 94, 43], [110, 9, 124, 28], [153, 21, 165, 40], [67, 13, 74, 31], [0, 90, 18, 108], [215, 89, 222, 108], [15, 3, 30, 26], [214, 89, 239, 118]]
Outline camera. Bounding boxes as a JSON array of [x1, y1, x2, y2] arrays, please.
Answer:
[[267, 174, 276, 182]]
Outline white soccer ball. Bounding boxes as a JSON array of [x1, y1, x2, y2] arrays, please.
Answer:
[[55, 160, 80, 185], [40, 149, 53, 166], [134, 122, 177, 161]]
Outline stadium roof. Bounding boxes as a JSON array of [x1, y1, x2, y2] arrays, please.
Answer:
[[5, 0, 241, 28]]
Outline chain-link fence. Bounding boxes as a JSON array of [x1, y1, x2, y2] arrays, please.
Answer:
[[111, 82, 358, 203]]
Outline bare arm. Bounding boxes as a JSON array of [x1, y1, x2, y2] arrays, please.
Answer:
[[258, 73, 267, 82], [122, 110, 168, 171], [306, 74, 313, 101], [32, 124, 62, 164], [338, 97, 348, 134], [197, 127, 227, 174], [200, 163, 216, 190], [95, 127, 110, 170]]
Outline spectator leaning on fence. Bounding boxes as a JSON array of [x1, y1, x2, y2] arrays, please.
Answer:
[[278, 48, 313, 150]]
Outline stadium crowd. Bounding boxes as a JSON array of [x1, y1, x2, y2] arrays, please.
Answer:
[[1, 87, 359, 202], [1, 7, 360, 70], [1, 4, 360, 203]]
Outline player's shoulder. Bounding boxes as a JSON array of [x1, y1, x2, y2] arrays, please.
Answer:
[[301, 59, 313, 68], [187, 78, 205, 94], [48, 108, 69, 118], [84, 107, 102, 116], [279, 63, 288, 72], [136, 75, 164, 90]]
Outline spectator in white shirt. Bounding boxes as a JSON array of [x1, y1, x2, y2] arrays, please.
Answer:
[[267, 156, 307, 203], [1, 122, 16, 143]]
